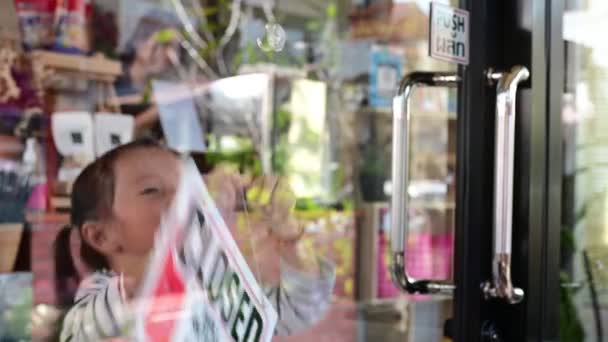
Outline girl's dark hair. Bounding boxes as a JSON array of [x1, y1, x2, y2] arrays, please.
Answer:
[[53, 138, 167, 306]]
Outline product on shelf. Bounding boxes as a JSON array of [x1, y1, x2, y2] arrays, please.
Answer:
[[15, 0, 55, 50], [52, 0, 89, 53]]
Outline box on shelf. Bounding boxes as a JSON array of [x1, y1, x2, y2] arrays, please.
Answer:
[[0, 223, 24, 273]]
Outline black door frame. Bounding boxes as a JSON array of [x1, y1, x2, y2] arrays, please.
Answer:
[[453, 0, 497, 340], [526, 1, 563, 341], [454, 0, 564, 341]]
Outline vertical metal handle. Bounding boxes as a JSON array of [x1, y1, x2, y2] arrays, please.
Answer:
[[390, 72, 460, 295], [482, 65, 529, 304]]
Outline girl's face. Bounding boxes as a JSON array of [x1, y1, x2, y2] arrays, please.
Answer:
[[110, 147, 180, 257]]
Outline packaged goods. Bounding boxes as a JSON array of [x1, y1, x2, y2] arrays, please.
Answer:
[[52, 0, 89, 53], [15, 0, 56, 50]]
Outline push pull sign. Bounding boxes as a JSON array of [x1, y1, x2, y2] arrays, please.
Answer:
[[429, 2, 469, 65]]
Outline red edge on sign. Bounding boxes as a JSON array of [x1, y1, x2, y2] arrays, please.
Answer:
[[143, 179, 275, 341], [144, 247, 187, 341]]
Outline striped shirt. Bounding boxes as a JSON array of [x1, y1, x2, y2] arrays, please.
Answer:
[[59, 258, 335, 341]]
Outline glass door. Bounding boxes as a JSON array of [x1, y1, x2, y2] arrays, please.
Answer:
[[363, 0, 550, 341], [559, 1, 608, 341], [0, 0, 565, 341], [450, 1, 558, 341], [376, 0, 539, 340], [455, 0, 608, 341], [475, 0, 608, 341]]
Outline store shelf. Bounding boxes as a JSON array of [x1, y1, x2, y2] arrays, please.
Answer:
[[357, 107, 392, 116], [357, 107, 457, 120], [410, 199, 456, 211], [28, 50, 121, 82], [413, 111, 457, 120], [25, 212, 70, 225]]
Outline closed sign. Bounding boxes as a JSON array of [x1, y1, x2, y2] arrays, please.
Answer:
[[135, 160, 278, 342], [429, 2, 469, 65]]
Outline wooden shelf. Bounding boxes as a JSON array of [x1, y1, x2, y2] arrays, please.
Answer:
[[29, 50, 121, 83], [357, 107, 457, 120], [410, 199, 456, 211], [25, 51, 123, 205], [25, 212, 70, 225], [50, 196, 71, 212], [357, 107, 392, 116], [413, 111, 457, 120]]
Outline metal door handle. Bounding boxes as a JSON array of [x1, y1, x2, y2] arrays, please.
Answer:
[[482, 66, 529, 304], [390, 72, 460, 295]]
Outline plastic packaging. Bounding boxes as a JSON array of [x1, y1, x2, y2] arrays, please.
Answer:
[[14, 0, 56, 50], [52, 0, 89, 53]]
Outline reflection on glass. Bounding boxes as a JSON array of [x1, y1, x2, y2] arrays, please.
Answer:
[[562, 1, 608, 340], [51, 144, 337, 341], [0, 0, 462, 340]]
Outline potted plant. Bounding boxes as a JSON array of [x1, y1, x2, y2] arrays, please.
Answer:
[[359, 142, 388, 202]]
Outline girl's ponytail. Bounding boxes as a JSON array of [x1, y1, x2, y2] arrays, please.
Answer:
[[53, 225, 78, 307]]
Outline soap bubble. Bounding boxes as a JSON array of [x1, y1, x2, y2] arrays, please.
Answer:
[[257, 22, 286, 52]]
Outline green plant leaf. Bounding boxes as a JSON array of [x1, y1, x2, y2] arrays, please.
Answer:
[[155, 29, 176, 43], [295, 197, 321, 211], [559, 272, 585, 341], [561, 226, 576, 255], [232, 50, 244, 70], [326, 3, 337, 18], [306, 20, 321, 32], [203, 6, 219, 16]]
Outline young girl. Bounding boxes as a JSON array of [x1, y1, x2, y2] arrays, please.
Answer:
[[54, 139, 335, 341]]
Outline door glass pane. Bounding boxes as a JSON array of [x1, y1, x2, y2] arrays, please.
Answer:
[[562, 1, 608, 340], [0, 0, 458, 341]]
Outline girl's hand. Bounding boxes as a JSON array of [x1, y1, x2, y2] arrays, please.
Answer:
[[204, 164, 249, 217], [205, 167, 321, 284]]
